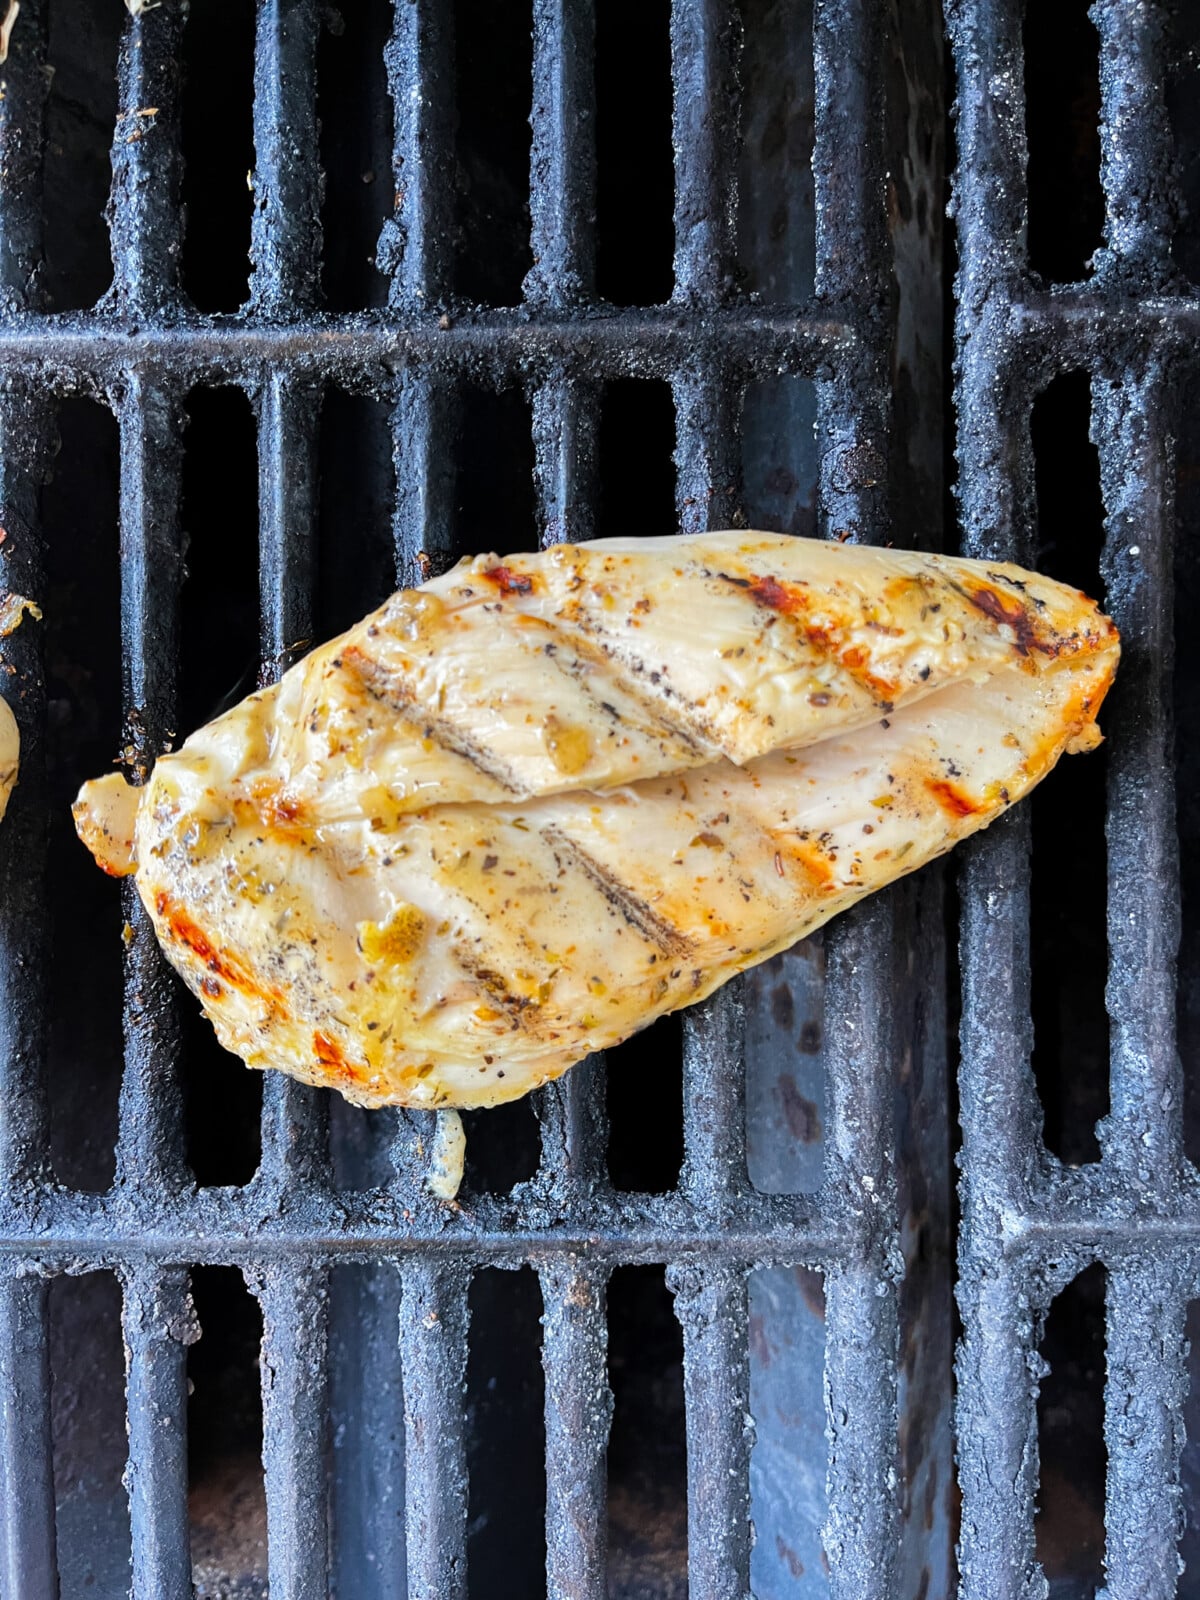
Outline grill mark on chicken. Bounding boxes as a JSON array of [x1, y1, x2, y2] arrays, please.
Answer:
[[313, 1029, 368, 1085], [943, 576, 1111, 661], [534, 622, 719, 760], [925, 776, 982, 818], [540, 825, 694, 958], [453, 945, 544, 1028], [551, 613, 737, 758], [340, 645, 525, 795], [715, 567, 907, 704], [154, 891, 279, 1005]]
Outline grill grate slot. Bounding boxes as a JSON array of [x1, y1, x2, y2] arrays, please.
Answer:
[[187, 1264, 268, 1595], [317, 0, 393, 315], [180, 0, 256, 315], [465, 1268, 547, 1599]]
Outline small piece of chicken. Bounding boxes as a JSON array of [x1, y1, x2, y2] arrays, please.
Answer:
[[0, 695, 17, 823], [73, 532, 1118, 1117]]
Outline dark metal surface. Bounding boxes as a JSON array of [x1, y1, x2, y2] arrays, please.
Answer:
[[0, 0, 951, 1596], [948, 1, 1192, 1596]]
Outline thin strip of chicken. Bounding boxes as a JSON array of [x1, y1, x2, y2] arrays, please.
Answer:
[[73, 531, 1118, 1112], [0, 695, 17, 823]]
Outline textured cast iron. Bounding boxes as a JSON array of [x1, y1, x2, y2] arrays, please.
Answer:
[[0, 1, 950, 1598], [947, 1, 1192, 1597]]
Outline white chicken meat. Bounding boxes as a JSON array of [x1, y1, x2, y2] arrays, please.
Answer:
[[73, 531, 1118, 1116]]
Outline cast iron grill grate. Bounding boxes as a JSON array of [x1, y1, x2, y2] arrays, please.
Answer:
[[949, 3, 1197, 1597], [5, 0, 1190, 1595]]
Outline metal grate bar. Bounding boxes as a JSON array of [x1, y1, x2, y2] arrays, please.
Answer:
[[255, 371, 331, 1196], [257, 1266, 332, 1600], [946, 84, 1043, 1600], [257, 373, 321, 685], [0, 394, 52, 1191], [385, 14, 461, 1213], [1093, 365, 1181, 1192], [245, 91, 333, 1576], [0, 1271, 57, 1600], [955, 820, 1038, 1209], [0, 307, 857, 381], [540, 1260, 610, 1600], [383, 0, 454, 309], [116, 379, 185, 765], [107, 0, 185, 314], [1093, 0, 1174, 286], [400, 1261, 470, 1600], [1016, 291, 1200, 343], [670, 362, 753, 1589], [953, 1263, 1039, 1599], [670, 0, 741, 303], [673, 370, 741, 534], [809, 6, 900, 1596], [115, 379, 188, 1197], [954, 763, 1038, 1593], [1103, 1267, 1188, 1599], [945, 0, 1027, 284], [122, 1265, 193, 1600], [532, 377, 599, 549], [391, 374, 458, 587], [526, 0, 596, 307], [680, 966, 747, 1212], [535, 1053, 608, 1196], [821, 896, 900, 1599], [0, 1190, 838, 1265], [250, 0, 322, 315], [813, 0, 889, 310], [669, 1263, 752, 1600], [813, 0, 889, 545]]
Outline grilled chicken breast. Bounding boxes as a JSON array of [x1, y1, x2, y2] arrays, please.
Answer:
[[74, 532, 1118, 1115]]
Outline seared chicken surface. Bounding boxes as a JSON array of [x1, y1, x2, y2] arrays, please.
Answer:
[[74, 532, 1118, 1112]]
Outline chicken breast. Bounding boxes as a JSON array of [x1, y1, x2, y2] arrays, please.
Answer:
[[73, 532, 1118, 1114]]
